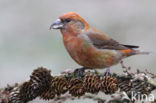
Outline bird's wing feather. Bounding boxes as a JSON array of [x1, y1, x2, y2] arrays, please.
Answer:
[[121, 44, 139, 48], [85, 30, 139, 50]]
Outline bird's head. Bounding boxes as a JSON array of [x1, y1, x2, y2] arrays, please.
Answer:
[[50, 12, 89, 34]]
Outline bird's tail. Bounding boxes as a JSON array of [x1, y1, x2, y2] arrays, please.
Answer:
[[134, 50, 151, 55]]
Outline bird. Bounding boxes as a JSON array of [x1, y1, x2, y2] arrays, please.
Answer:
[[50, 12, 149, 75]]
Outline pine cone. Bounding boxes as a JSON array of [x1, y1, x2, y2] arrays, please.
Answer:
[[19, 81, 37, 102], [50, 76, 68, 96], [118, 78, 131, 92], [83, 74, 100, 93], [118, 77, 154, 96], [100, 76, 118, 94], [131, 80, 149, 94], [12, 67, 53, 102], [9, 87, 21, 103], [39, 89, 55, 100], [9, 81, 34, 103], [29, 67, 52, 94], [0, 84, 19, 103], [68, 78, 85, 97]]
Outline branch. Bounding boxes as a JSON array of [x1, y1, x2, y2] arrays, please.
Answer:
[[0, 62, 156, 103]]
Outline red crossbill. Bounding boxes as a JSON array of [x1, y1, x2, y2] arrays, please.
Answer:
[[50, 12, 149, 69]]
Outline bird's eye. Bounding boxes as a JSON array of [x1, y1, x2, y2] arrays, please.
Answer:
[[65, 18, 71, 22]]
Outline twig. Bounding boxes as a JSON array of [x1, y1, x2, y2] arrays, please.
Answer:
[[120, 61, 156, 88], [120, 61, 134, 75], [145, 69, 156, 79]]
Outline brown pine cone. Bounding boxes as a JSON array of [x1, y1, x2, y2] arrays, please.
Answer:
[[14, 67, 53, 102], [118, 77, 154, 96], [100, 76, 118, 94], [118, 78, 131, 92], [50, 76, 68, 96], [39, 89, 55, 100], [83, 74, 100, 93], [19, 81, 36, 102], [29, 67, 52, 93], [8, 87, 21, 103], [68, 78, 85, 97]]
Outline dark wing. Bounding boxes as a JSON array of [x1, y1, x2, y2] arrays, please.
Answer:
[[86, 31, 139, 50]]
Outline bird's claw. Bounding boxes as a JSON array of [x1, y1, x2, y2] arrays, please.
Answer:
[[104, 68, 111, 76], [74, 67, 85, 80]]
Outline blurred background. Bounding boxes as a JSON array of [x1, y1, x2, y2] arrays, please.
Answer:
[[0, 0, 156, 103]]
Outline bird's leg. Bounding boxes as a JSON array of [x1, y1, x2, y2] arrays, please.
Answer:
[[104, 67, 111, 76], [74, 67, 85, 80]]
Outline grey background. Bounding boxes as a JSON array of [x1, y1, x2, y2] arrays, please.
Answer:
[[0, 0, 156, 103]]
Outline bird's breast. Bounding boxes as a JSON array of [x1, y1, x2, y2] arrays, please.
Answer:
[[62, 34, 119, 68], [63, 34, 94, 65]]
